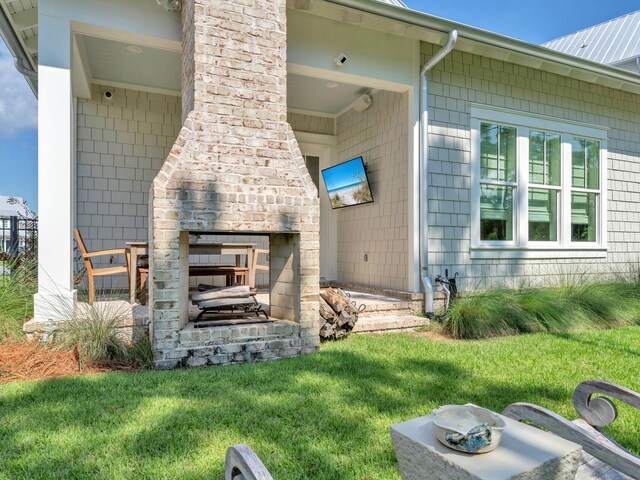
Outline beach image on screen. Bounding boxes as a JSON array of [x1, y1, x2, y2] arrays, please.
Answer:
[[322, 157, 373, 209]]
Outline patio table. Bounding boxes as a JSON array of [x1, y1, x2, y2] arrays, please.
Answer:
[[126, 242, 256, 304], [390, 409, 582, 479]]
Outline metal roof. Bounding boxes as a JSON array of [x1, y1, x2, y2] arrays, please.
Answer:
[[0, 196, 30, 218], [543, 10, 640, 66], [374, 0, 407, 7]]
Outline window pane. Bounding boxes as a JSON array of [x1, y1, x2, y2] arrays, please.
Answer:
[[571, 192, 597, 242], [547, 134, 561, 186], [529, 131, 545, 184], [528, 188, 558, 242], [586, 140, 600, 189], [529, 131, 560, 186], [480, 184, 513, 241], [480, 123, 498, 180], [571, 138, 586, 188], [500, 126, 517, 182]]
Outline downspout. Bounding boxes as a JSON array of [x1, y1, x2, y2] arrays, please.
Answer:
[[419, 30, 457, 315]]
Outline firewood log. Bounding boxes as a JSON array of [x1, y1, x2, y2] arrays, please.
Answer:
[[320, 288, 352, 313], [320, 297, 337, 323]]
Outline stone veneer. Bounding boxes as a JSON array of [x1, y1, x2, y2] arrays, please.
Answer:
[[150, 0, 320, 369]]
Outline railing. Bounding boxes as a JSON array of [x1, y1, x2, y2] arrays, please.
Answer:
[[0, 215, 38, 278]]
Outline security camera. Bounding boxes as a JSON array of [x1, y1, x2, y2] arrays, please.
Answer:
[[333, 53, 347, 66], [103, 90, 114, 101]]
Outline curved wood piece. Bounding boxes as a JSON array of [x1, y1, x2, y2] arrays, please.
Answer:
[[574, 380, 640, 427], [502, 403, 640, 479], [225, 444, 274, 480]]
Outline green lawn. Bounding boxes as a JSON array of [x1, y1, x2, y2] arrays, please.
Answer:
[[1, 327, 639, 479]]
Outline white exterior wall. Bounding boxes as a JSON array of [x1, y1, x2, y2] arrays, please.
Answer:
[[423, 43, 640, 291], [335, 90, 409, 291]]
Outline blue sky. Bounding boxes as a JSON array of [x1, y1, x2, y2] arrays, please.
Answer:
[[0, 40, 37, 211], [0, 1, 637, 212], [322, 157, 367, 191], [402, 1, 637, 45]]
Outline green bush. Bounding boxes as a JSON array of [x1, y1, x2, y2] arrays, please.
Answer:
[[442, 278, 640, 339]]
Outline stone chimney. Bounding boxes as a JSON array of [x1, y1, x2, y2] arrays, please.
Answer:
[[150, 0, 320, 369]]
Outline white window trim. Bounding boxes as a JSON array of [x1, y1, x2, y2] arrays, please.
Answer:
[[470, 105, 608, 260]]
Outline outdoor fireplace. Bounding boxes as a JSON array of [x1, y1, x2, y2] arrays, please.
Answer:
[[149, 0, 320, 369]]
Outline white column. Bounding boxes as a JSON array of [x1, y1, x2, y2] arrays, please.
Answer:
[[33, 12, 76, 320]]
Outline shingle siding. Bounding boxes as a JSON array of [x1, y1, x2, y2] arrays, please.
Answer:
[[76, 85, 181, 288], [423, 42, 640, 291], [336, 90, 409, 291]]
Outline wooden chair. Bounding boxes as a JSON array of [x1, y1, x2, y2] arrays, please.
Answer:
[[249, 248, 269, 289], [225, 444, 273, 480], [74, 229, 130, 305], [503, 379, 640, 479]]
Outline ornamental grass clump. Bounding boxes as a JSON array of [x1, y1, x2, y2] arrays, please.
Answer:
[[443, 277, 640, 339], [0, 255, 37, 341], [51, 301, 131, 368]]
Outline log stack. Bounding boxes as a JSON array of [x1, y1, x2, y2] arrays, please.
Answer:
[[319, 288, 364, 340]]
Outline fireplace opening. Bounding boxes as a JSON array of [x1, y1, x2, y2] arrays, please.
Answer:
[[177, 231, 305, 331], [186, 232, 271, 326]]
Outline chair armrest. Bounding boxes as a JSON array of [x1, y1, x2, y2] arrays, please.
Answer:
[[225, 444, 273, 480], [503, 402, 640, 478], [573, 379, 640, 427], [85, 248, 130, 258]]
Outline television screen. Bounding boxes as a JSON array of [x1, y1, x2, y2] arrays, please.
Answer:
[[321, 156, 374, 209]]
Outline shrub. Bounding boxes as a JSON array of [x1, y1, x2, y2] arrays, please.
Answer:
[[442, 278, 640, 339]]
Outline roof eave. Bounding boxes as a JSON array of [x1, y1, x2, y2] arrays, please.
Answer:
[[326, 0, 640, 92]]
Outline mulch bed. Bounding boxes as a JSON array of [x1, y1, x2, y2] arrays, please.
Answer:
[[0, 341, 141, 384]]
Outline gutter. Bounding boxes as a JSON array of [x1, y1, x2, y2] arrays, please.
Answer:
[[0, 5, 37, 96], [419, 29, 457, 316], [324, 0, 640, 88]]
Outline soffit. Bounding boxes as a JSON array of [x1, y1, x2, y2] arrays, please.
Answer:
[[0, 0, 37, 69]]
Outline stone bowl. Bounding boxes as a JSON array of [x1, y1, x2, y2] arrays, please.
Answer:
[[432, 404, 506, 454]]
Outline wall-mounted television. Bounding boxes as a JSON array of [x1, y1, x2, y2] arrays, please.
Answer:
[[321, 156, 374, 209]]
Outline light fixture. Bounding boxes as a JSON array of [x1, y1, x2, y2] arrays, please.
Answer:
[[126, 45, 143, 54], [352, 94, 372, 112], [156, 0, 182, 12], [326, 82, 338, 89]]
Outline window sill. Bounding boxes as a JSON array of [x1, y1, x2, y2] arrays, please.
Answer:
[[469, 246, 607, 260]]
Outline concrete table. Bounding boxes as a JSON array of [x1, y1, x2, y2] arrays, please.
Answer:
[[391, 411, 582, 480]]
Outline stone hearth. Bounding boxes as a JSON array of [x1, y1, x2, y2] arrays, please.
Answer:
[[149, 0, 320, 369]]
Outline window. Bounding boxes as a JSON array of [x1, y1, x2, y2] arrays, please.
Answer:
[[471, 106, 607, 259]]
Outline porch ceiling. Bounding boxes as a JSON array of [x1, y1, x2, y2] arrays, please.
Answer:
[[287, 73, 370, 115], [77, 34, 182, 96]]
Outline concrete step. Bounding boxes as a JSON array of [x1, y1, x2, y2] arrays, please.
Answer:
[[353, 313, 430, 333], [343, 290, 416, 318]]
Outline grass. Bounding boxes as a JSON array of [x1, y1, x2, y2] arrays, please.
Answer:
[[1, 327, 640, 479], [443, 279, 640, 339]]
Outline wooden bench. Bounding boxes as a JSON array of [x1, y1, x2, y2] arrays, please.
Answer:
[[503, 379, 640, 479], [225, 444, 274, 480]]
